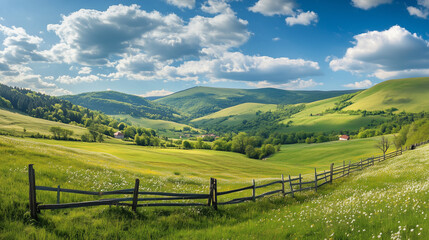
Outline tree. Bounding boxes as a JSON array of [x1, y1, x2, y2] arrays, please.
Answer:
[[182, 140, 192, 149], [375, 136, 390, 158], [231, 132, 248, 153], [393, 135, 402, 150]]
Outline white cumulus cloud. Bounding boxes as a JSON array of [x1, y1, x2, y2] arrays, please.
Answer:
[[201, 0, 232, 14], [343, 79, 373, 88], [407, 6, 429, 19], [57, 75, 102, 84], [166, 0, 195, 9], [78, 67, 91, 75], [285, 11, 318, 26], [249, 0, 296, 16], [351, 0, 392, 10], [247, 79, 323, 90], [407, 0, 429, 19], [330, 25, 429, 80], [139, 89, 174, 98]]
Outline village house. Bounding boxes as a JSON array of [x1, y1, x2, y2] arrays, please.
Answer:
[[339, 135, 350, 141], [114, 131, 124, 139]]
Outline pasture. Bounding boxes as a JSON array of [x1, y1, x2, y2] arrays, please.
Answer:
[[0, 135, 427, 239], [0, 108, 88, 138]]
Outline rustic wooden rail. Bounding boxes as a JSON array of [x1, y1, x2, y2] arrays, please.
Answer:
[[28, 140, 429, 219]]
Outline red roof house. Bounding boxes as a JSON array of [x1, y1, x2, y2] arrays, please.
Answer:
[[339, 135, 350, 141]]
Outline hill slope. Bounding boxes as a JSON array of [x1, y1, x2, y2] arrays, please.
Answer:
[[155, 86, 358, 118], [344, 77, 429, 112], [0, 108, 88, 138], [61, 91, 182, 121]]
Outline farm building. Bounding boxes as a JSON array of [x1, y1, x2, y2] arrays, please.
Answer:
[[339, 135, 350, 141], [114, 131, 124, 139]]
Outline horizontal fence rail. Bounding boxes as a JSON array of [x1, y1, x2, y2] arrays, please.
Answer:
[[28, 140, 429, 219]]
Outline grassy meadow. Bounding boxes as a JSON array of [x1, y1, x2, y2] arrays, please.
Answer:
[[345, 77, 429, 112], [0, 108, 88, 138], [30, 134, 392, 179], [0, 135, 427, 239]]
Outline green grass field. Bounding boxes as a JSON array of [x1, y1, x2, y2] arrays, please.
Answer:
[[1, 135, 427, 239], [283, 113, 388, 133], [0, 108, 88, 138], [345, 77, 429, 112], [30, 135, 393, 179], [192, 103, 277, 122]]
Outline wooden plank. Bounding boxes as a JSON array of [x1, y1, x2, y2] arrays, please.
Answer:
[[255, 189, 282, 199], [208, 178, 213, 206], [299, 174, 302, 190], [252, 179, 256, 202], [330, 163, 334, 183], [314, 168, 318, 192], [288, 175, 294, 198], [217, 185, 253, 196], [281, 174, 285, 196], [132, 179, 139, 212], [57, 185, 60, 204], [28, 164, 37, 220], [255, 180, 282, 189], [213, 178, 218, 210], [38, 198, 128, 210]]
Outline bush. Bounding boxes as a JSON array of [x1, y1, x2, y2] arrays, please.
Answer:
[[182, 140, 193, 149]]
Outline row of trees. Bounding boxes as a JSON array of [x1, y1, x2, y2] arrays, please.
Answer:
[[0, 84, 120, 139], [179, 132, 280, 159]]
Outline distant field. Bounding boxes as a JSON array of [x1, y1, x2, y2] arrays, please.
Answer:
[[283, 113, 388, 133], [111, 114, 194, 130], [269, 135, 394, 174], [192, 103, 277, 122], [0, 108, 88, 138], [31, 135, 391, 178]]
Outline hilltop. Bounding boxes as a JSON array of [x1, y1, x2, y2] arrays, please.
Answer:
[[60, 91, 182, 121], [155, 86, 358, 118], [191, 77, 429, 134], [344, 77, 429, 112]]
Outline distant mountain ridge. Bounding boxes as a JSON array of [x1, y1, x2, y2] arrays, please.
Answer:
[[60, 91, 182, 121], [154, 86, 359, 118]]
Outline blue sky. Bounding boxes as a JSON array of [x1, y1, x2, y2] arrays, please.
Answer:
[[0, 0, 428, 97]]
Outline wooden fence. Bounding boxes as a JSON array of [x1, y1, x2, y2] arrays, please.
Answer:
[[28, 140, 429, 219]]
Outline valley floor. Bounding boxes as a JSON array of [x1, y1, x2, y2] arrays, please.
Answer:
[[0, 136, 428, 239]]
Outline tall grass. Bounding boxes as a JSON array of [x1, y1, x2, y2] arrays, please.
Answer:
[[0, 136, 428, 239]]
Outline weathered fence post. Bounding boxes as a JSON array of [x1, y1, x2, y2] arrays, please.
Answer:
[[252, 179, 256, 202], [288, 175, 294, 198], [213, 178, 218, 210], [281, 174, 285, 196], [348, 161, 351, 176], [343, 161, 345, 177], [299, 173, 302, 191], [330, 163, 334, 183], [208, 178, 214, 206], [57, 185, 60, 204], [314, 168, 318, 192], [132, 179, 139, 212], [28, 164, 37, 220]]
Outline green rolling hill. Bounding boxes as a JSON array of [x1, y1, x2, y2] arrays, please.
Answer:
[[60, 91, 182, 121], [155, 86, 358, 118], [344, 77, 429, 112], [190, 77, 428, 134]]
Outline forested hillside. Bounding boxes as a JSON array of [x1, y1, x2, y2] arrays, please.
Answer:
[[155, 86, 358, 118], [0, 83, 119, 135], [60, 91, 182, 121]]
